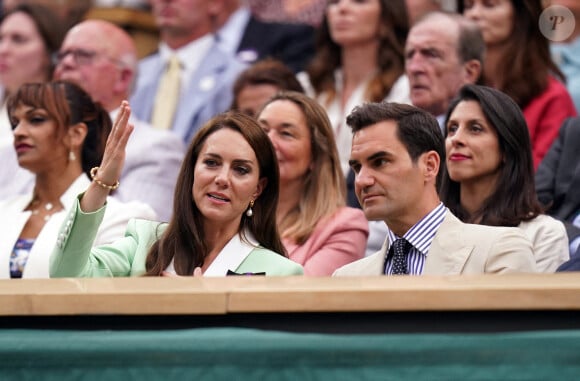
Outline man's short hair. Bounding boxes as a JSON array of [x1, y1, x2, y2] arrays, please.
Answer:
[[346, 101, 445, 182]]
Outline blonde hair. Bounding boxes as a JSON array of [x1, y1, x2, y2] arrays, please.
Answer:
[[263, 91, 346, 245]]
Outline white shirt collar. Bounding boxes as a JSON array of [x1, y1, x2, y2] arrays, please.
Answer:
[[164, 230, 259, 276]]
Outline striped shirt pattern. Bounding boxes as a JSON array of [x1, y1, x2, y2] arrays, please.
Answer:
[[384, 203, 448, 275]]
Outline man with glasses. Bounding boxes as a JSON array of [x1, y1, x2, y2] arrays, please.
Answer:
[[53, 19, 185, 222]]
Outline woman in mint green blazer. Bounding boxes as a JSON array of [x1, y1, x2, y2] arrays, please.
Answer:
[[50, 105, 304, 277]]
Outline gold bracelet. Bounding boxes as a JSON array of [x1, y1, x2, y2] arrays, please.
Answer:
[[90, 167, 120, 191]]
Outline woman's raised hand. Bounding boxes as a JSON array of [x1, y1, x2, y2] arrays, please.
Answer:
[[80, 101, 134, 213], [97, 101, 134, 187]]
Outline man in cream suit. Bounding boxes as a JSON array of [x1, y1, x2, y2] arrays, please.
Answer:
[[131, 0, 246, 143], [334, 102, 536, 276]]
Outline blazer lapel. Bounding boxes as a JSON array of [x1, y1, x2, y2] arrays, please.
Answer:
[[0, 205, 30, 279], [423, 213, 474, 275], [204, 232, 258, 276]]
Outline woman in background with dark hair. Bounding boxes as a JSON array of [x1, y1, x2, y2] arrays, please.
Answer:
[[50, 107, 303, 277], [0, 81, 156, 278], [459, 0, 577, 169], [299, 0, 410, 175], [440, 84, 568, 272]]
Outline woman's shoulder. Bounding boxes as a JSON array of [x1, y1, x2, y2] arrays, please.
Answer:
[[330, 206, 368, 224], [518, 214, 566, 234]]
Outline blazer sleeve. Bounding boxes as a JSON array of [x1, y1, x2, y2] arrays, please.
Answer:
[[301, 208, 369, 276], [50, 196, 142, 278], [484, 228, 537, 274]]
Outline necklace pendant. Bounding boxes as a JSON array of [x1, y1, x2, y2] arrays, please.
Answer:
[[45, 203, 53, 211]]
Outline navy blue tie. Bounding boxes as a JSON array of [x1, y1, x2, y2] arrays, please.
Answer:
[[391, 238, 411, 275]]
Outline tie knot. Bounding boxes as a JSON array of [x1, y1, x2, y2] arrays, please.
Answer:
[[393, 238, 410, 252], [167, 55, 181, 70]]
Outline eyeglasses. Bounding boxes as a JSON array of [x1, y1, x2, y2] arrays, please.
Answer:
[[52, 49, 124, 67]]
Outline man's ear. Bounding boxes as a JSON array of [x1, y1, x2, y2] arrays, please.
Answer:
[[422, 150, 440, 184], [114, 66, 134, 95], [463, 59, 482, 84], [208, 0, 226, 18]]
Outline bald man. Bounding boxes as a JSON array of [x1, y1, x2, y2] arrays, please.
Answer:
[[53, 20, 185, 221]]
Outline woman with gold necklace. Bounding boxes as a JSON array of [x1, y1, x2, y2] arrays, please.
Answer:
[[0, 81, 156, 278]]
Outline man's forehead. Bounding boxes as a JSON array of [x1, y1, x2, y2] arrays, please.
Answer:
[[352, 122, 400, 152]]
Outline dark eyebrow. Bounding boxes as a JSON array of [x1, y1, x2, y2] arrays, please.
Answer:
[[232, 159, 255, 166], [204, 153, 255, 166], [367, 151, 393, 162]]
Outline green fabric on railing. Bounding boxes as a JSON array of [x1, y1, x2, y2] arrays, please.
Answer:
[[0, 328, 578, 380]]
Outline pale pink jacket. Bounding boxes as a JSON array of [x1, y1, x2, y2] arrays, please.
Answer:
[[284, 207, 369, 276]]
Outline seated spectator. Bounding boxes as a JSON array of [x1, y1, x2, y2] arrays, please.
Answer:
[[358, 10, 485, 258], [536, 117, 580, 254], [130, 0, 246, 143], [441, 84, 568, 272], [216, 0, 316, 73], [405, 11, 484, 129], [460, 0, 577, 168], [53, 19, 185, 222], [0, 81, 156, 279], [299, 0, 410, 175], [258, 91, 368, 275], [231, 58, 304, 117], [50, 106, 303, 277], [334, 101, 536, 276], [0, 3, 63, 201]]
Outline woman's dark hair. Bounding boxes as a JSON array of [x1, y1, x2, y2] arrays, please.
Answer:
[[7, 80, 112, 177], [1, 3, 65, 80], [440, 84, 544, 226], [145, 111, 285, 276], [458, 0, 565, 108], [306, 0, 408, 103], [231, 58, 304, 111]]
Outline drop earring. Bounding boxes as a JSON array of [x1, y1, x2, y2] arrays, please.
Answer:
[[246, 200, 254, 217], [69, 151, 76, 161]]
